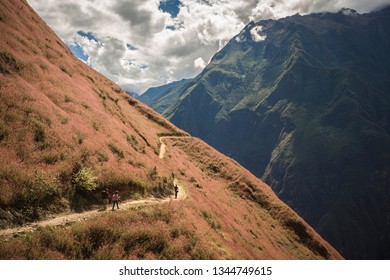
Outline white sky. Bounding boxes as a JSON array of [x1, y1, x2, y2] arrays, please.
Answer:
[[27, 0, 390, 93]]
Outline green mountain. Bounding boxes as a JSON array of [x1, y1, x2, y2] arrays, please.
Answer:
[[138, 79, 192, 114], [141, 8, 390, 259]]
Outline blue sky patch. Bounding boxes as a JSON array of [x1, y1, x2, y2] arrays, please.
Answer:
[[159, 0, 180, 18], [166, 25, 176, 30], [77, 30, 99, 42], [68, 44, 89, 62], [126, 43, 137, 51]]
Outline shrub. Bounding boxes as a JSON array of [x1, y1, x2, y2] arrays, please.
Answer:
[[121, 228, 168, 257], [74, 133, 84, 145], [34, 124, 45, 143], [148, 167, 158, 180], [140, 205, 172, 223], [1, 169, 63, 219], [108, 143, 124, 159], [59, 116, 68, 124], [127, 159, 144, 168], [59, 65, 72, 77], [92, 122, 99, 131], [71, 167, 98, 191], [42, 153, 64, 165], [99, 172, 149, 199], [37, 227, 78, 259], [86, 75, 95, 83], [200, 210, 221, 231], [0, 205, 216, 260], [0, 127, 7, 142], [96, 150, 109, 162], [0, 50, 24, 74], [284, 219, 330, 259], [126, 134, 142, 152], [208, 163, 220, 174]]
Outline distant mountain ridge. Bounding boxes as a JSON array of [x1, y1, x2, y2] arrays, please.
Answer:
[[141, 7, 390, 259], [138, 79, 192, 115], [125, 90, 140, 98]]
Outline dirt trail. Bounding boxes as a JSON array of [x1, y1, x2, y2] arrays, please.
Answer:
[[0, 196, 172, 239], [159, 137, 166, 159], [0, 137, 188, 240], [158, 136, 192, 159]]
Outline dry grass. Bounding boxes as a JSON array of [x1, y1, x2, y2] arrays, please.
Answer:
[[0, 204, 214, 260], [0, 0, 182, 220]]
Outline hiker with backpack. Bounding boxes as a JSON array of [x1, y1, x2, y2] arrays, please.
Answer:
[[112, 191, 120, 210], [106, 188, 110, 206], [101, 188, 110, 210]]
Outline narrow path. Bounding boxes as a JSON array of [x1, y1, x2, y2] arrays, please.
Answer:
[[0, 195, 181, 239], [158, 136, 192, 159], [159, 137, 166, 159], [0, 136, 189, 240], [159, 136, 188, 200]]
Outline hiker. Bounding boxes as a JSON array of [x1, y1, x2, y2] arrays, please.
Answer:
[[174, 184, 179, 199], [106, 188, 111, 205], [112, 191, 120, 210], [101, 189, 108, 209]]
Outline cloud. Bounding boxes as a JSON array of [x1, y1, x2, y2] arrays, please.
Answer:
[[27, 0, 390, 93], [250, 25, 267, 42], [248, 0, 390, 21], [194, 57, 206, 69], [292, 0, 390, 14], [112, 0, 169, 40]]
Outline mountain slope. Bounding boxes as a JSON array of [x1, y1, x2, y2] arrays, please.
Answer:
[[146, 8, 390, 259], [138, 78, 192, 114], [0, 0, 341, 260]]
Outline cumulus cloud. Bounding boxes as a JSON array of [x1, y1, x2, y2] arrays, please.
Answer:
[[112, 0, 169, 40], [27, 0, 390, 93], [194, 57, 206, 69]]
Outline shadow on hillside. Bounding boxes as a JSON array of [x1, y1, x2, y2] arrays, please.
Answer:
[[70, 190, 99, 213]]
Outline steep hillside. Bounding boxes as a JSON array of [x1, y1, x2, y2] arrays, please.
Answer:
[[146, 8, 390, 259], [0, 0, 341, 260]]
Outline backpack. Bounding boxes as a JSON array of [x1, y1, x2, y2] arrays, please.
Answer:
[[101, 190, 106, 199]]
